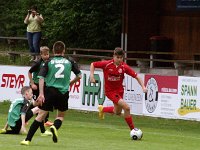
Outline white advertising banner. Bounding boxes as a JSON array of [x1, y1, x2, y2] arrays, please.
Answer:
[[69, 70, 107, 111], [176, 76, 200, 121], [69, 70, 144, 115], [0, 65, 30, 101], [123, 74, 144, 115], [143, 75, 178, 119], [4, 65, 200, 121]]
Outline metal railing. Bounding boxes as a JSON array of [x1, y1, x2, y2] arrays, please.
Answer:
[[0, 48, 199, 70]]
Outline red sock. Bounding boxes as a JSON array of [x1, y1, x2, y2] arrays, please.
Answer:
[[125, 116, 135, 130], [103, 106, 114, 113]]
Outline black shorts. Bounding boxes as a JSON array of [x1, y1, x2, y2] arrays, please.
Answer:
[[10, 110, 33, 134], [32, 83, 39, 101], [39, 87, 69, 112], [32, 83, 46, 101]]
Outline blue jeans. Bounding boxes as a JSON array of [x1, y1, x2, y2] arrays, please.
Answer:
[[27, 32, 42, 55]]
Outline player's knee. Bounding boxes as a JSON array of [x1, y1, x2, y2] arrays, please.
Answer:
[[56, 117, 64, 121], [124, 106, 130, 113], [32, 106, 40, 114], [115, 112, 122, 116], [56, 112, 65, 121]]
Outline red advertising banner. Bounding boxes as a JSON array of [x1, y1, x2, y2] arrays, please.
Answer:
[[144, 75, 178, 117], [145, 75, 178, 94]]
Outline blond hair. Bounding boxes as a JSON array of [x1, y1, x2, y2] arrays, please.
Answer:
[[40, 46, 50, 54], [21, 86, 31, 96]]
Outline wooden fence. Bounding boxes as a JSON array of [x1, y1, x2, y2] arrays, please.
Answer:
[[0, 40, 199, 70]]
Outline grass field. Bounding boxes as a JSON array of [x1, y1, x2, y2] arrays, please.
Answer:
[[0, 101, 200, 150]]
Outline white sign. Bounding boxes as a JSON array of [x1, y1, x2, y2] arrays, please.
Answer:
[[0, 65, 30, 101], [176, 76, 200, 121]]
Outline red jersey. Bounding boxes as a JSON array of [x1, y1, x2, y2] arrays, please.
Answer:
[[93, 59, 137, 94]]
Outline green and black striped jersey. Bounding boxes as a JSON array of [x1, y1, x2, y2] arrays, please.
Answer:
[[29, 58, 46, 84], [38, 56, 81, 94], [7, 98, 32, 127]]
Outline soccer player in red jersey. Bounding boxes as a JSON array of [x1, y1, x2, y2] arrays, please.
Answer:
[[90, 47, 147, 131]]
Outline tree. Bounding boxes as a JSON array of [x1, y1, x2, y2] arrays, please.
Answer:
[[0, 0, 122, 49]]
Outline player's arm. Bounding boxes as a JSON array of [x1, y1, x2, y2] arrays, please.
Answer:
[[125, 64, 147, 93], [135, 76, 147, 93], [90, 63, 96, 83], [20, 101, 31, 134], [90, 60, 108, 83], [37, 61, 49, 105], [70, 75, 81, 86], [28, 60, 41, 89], [69, 58, 82, 85], [38, 78, 45, 96], [2, 122, 8, 131], [20, 113, 27, 134], [28, 71, 34, 85], [36, 77, 45, 106], [28, 71, 38, 90]]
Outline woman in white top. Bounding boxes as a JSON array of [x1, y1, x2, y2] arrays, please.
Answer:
[[24, 5, 44, 61]]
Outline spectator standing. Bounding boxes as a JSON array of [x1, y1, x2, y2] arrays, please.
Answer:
[[24, 5, 44, 61]]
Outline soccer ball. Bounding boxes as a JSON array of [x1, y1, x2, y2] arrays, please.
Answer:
[[130, 128, 143, 140]]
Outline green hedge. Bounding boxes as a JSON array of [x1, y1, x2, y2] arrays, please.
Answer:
[[0, 0, 122, 49]]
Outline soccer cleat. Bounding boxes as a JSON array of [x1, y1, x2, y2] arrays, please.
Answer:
[[20, 140, 30, 146], [44, 121, 54, 127], [98, 105, 104, 119], [0, 129, 6, 134], [50, 125, 58, 143], [41, 130, 52, 136]]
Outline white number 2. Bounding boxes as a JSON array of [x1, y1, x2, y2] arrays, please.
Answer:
[[55, 64, 64, 78]]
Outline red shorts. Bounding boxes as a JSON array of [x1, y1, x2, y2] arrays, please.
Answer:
[[106, 91, 124, 104]]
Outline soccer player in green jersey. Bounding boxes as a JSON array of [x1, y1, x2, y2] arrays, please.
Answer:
[[28, 46, 53, 135], [28, 46, 53, 126], [0, 86, 39, 134], [20, 41, 82, 145]]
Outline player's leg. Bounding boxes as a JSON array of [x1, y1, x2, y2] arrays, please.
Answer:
[[50, 111, 65, 143], [32, 86, 53, 127], [44, 112, 53, 127], [118, 99, 134, 130], [32, 88, 52, 135], [29, 106, 51, 136], [5, 119, 22, 134], [49, 90, 69, 143], [21, 110, 48, 145], [28, 106, 43, 133], [113, 102, 123, 116], [98, 92, 123, 119]]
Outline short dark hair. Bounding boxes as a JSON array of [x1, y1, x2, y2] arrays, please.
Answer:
[[114, 47, 124, 56], [30, 5, 37, 11], [21, 86, 31, 95], [53, 41, 65, 54]]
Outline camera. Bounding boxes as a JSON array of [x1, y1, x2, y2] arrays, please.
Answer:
[[28, 10, 32, 14]]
